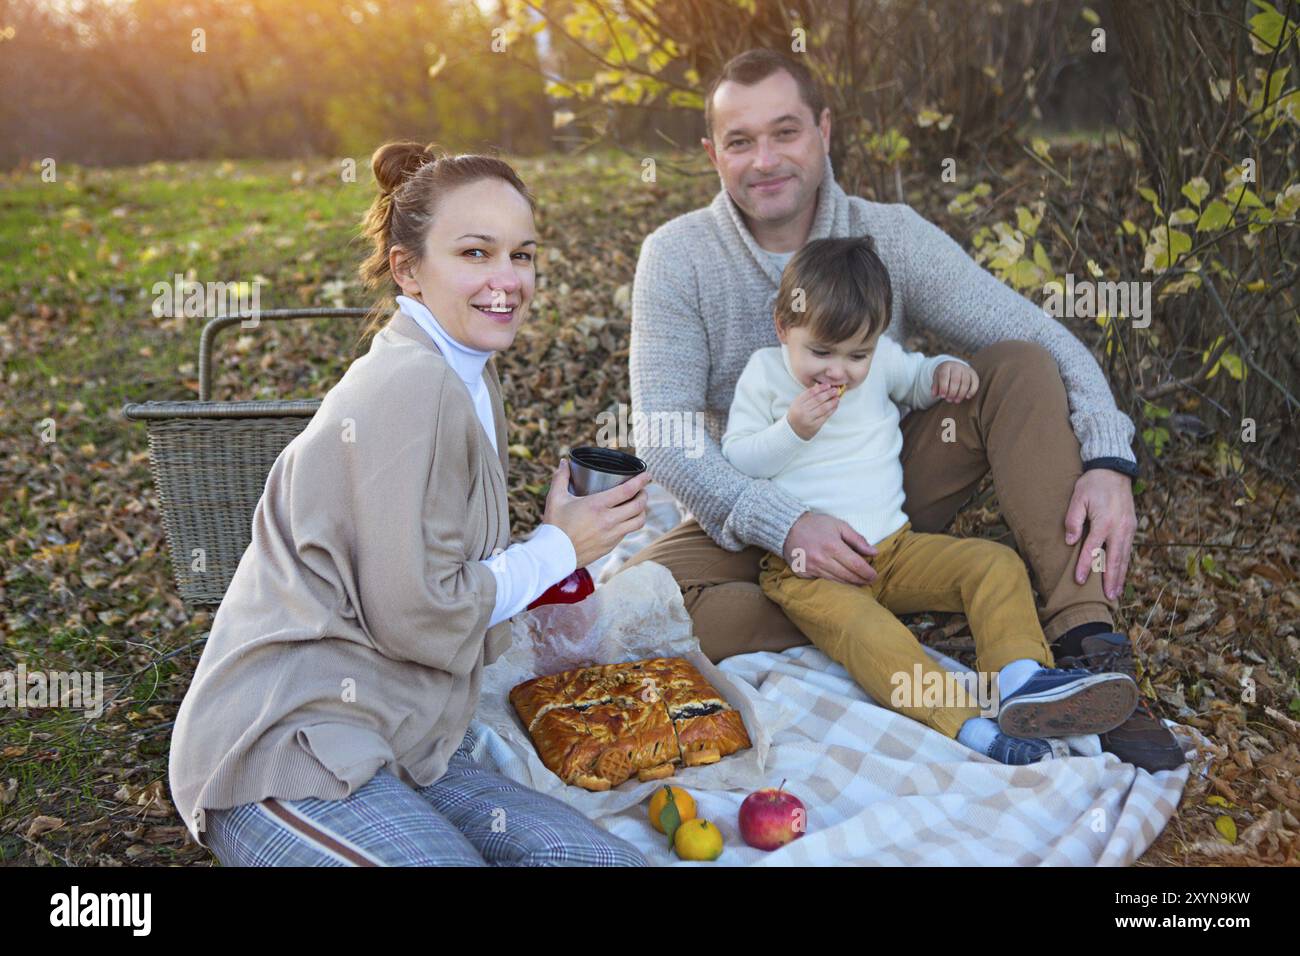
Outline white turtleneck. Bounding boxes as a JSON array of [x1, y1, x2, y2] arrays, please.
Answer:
[[396, 295, 576, 626]]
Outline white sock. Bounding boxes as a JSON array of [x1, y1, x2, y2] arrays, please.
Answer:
[[957, 716, 999, 754], [998, 658, 1044, 699]]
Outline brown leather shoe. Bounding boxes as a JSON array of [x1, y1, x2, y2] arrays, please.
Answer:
[[1053, 632, 1187, 772]]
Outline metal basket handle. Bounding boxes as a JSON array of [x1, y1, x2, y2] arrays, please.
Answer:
[[198, 308, 370, 400]]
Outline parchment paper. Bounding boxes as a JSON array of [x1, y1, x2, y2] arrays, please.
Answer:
[[475, 561, 785, 817]]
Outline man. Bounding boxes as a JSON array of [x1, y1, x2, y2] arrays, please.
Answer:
[[617, 49, 1183, 772]]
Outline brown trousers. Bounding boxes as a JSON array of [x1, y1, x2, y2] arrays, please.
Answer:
[[616, 340, 1116, 664]]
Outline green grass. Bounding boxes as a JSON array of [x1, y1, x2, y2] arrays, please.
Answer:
[[0, 156, 388, 864]]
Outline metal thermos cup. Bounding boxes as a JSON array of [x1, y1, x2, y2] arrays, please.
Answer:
[[566, 446, 647, 496]]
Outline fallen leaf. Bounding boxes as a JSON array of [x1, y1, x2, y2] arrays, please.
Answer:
[[27, 815, 65, 838]]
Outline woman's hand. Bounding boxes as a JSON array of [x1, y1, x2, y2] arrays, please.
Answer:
[[542, 460, 651, 568]]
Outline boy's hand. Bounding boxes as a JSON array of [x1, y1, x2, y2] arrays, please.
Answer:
[[787, 382, 841, 440], [932, 361, 979, 402]]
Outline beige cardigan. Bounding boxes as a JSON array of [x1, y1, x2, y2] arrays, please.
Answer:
[[168, 309, 512, 847]]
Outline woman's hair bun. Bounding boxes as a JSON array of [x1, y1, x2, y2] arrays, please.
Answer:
[[371, 141, 442, 196]]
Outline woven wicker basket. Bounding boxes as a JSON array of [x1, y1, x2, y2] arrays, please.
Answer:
[[123, 308, 367, 608]]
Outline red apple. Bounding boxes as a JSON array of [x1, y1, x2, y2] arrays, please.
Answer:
[[738, 779, 807, 850]]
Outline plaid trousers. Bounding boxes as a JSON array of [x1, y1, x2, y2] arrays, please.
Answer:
[[203, 725, 647, 867]]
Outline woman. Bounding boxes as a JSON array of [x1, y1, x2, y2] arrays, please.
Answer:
[[167, 141, 652, 866]]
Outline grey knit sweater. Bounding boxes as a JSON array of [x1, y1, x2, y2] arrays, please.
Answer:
[[628, 152, 1138, 557]]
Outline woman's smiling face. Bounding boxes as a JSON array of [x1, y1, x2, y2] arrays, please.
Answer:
[[392, 176, 538, 352]]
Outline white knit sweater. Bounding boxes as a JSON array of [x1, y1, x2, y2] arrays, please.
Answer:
[[722, 336, 968, 546]]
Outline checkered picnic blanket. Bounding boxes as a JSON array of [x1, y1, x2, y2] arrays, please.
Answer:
[[475, 485, 1195, 866], [472, 640, 1194, 866]]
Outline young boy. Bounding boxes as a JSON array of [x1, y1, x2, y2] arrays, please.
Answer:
[[722, 237, 1138, 765]]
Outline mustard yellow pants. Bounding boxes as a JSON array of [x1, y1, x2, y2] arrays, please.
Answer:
[[758, 520, 1055, 739]]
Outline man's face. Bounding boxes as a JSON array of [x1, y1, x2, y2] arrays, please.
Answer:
[[702, 70, 831, 230], [777, 322, 877, 392]]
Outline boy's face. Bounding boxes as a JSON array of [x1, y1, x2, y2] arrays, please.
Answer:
[[776, 322, 878, 392]]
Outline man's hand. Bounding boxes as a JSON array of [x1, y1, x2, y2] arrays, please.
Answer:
[[1065, 469, 1137, 601], [786, 382, 841, 441], [932, 361, 979, 402], [782, 512, 878, 586]]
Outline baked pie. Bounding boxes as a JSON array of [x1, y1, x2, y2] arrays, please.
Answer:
[[510, 657, 752, 791]]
